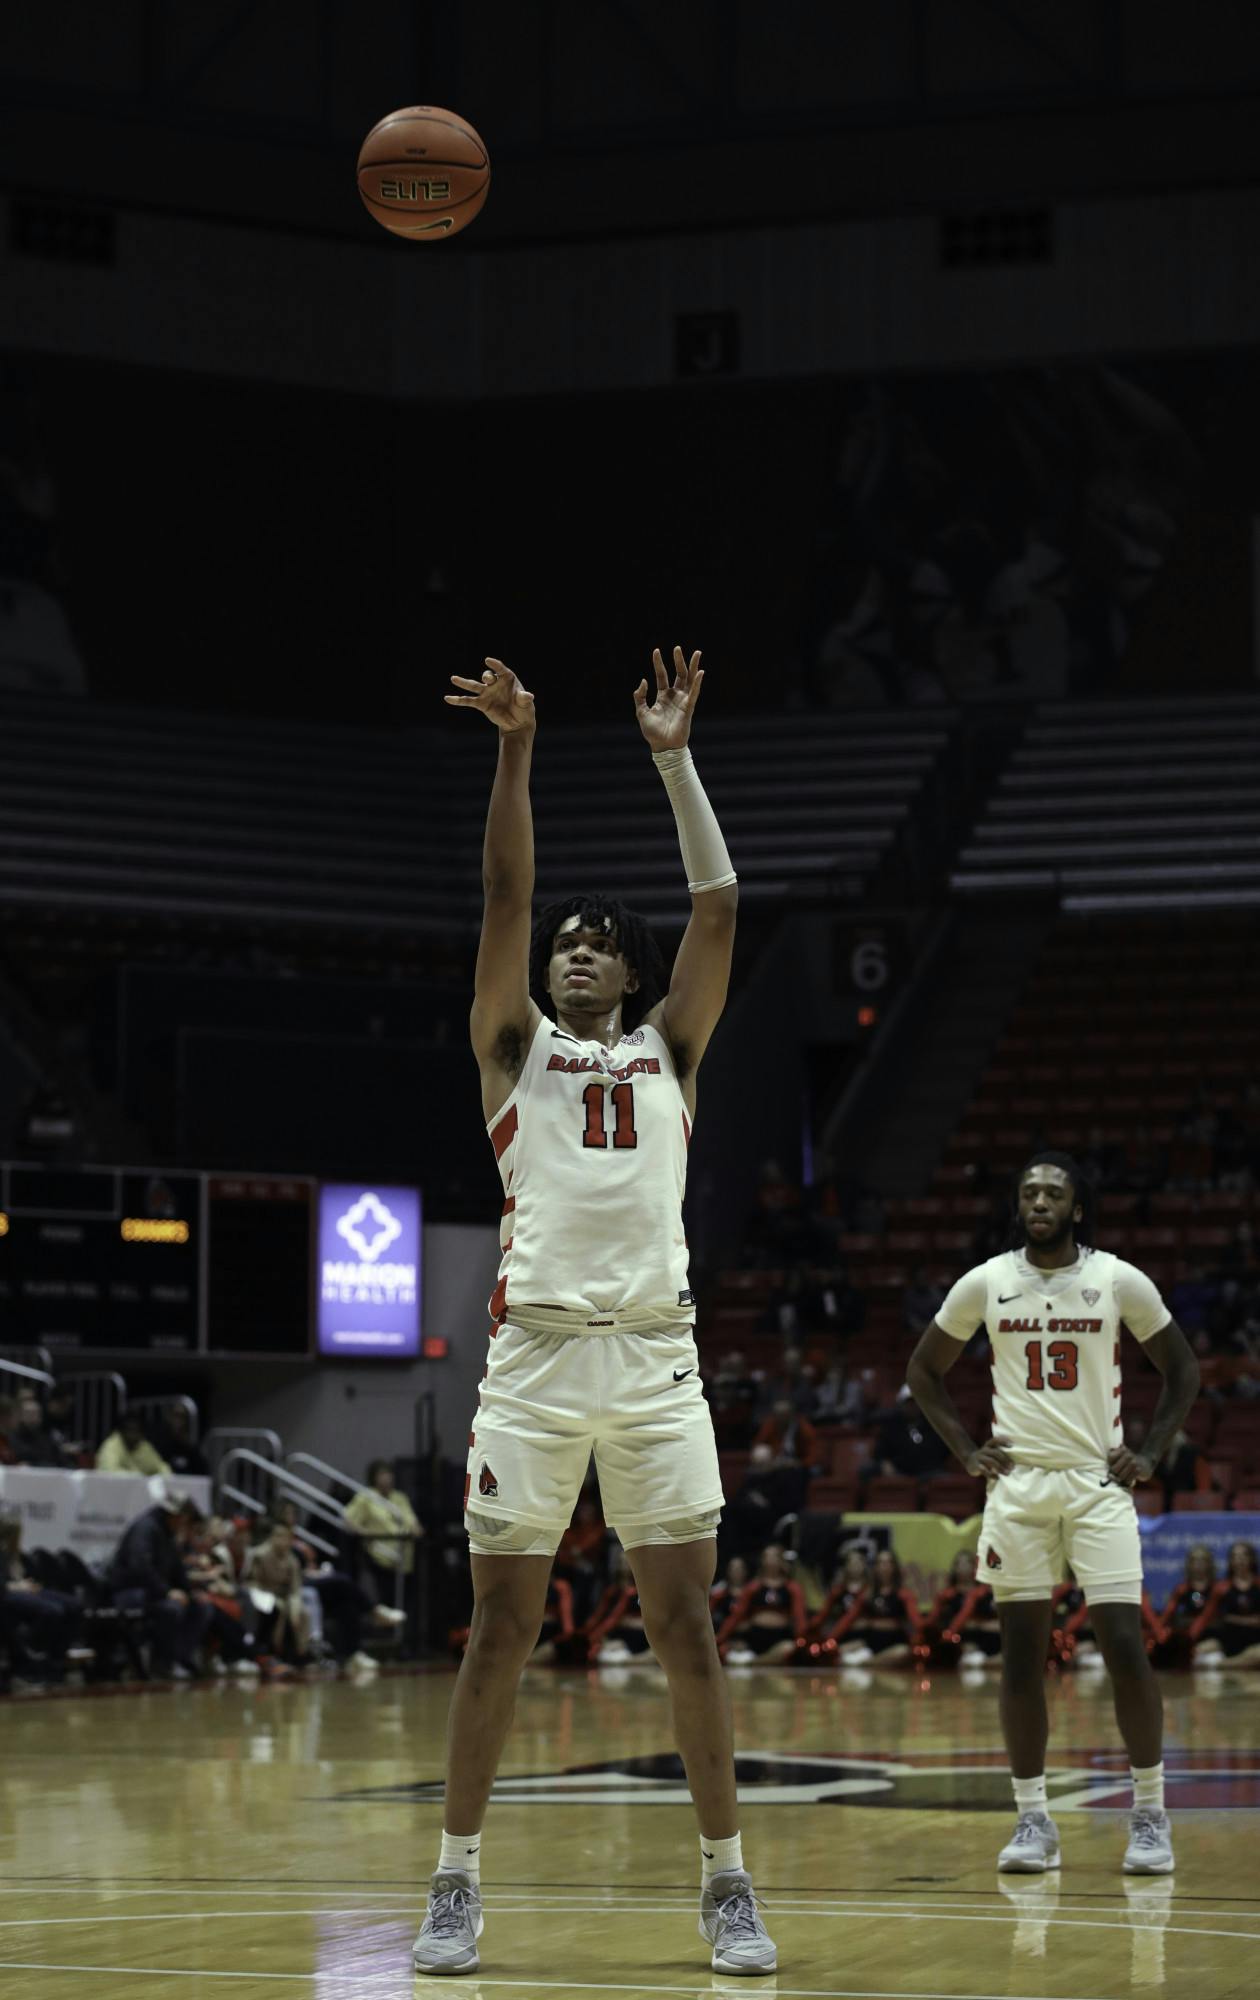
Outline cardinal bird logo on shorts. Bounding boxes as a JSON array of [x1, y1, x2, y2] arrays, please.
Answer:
[[478, 1463, 499, 1500], [986, 1547, 1003, 1570]]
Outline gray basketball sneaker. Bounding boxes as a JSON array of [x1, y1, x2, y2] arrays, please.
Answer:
[[699, 1869, 778, 1974], [997, 1811, 1061, 1873], [412, 1870, 484, 1974], [1123, 1808, 1175, 1874]]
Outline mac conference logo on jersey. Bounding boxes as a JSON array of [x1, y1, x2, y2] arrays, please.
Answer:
[[1082, 1288, 1101, 1306], [317, 1184, 421, 1358]]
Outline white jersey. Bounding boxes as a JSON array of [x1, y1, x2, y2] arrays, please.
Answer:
[[935, 1247, 1170, 1471], [486, 1015, 693, 1333]]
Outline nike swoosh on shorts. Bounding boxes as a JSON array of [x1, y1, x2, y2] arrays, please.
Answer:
[[673, 1369, 694, 1382]]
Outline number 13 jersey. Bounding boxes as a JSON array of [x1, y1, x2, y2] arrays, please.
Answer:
[[486, 1016, 694, 1334], [935, 1248, 1170, 1470]]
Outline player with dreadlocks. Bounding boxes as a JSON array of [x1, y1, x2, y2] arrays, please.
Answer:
[[412, 650, 776, 1978], [907, 1150, 1200, 1878]]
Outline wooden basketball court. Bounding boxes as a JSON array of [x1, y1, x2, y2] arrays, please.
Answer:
[[3, 1664, 1257, 1997]]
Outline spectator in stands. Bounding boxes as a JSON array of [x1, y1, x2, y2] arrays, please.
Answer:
[[95, 1412, 172, 1477], [553, 1486, 609, 1625], [0, 1395, 16, 1465], [583, 1551, 649, 1663], [902, 1267, 944, 1336], [812, 1267, 867, 1339], [724, 1443, 808, 1558], [529, 1577, 578, 1665], [344, 1459, 423, 1608], [1152, 1545, 1217, 1668], [272, 1497, 401, 1671], [42, 1387, 86, 1467], [0, 1505, 88, 1685], [152, 1404, 208, 1479], [862, 1385, 949, 1491], [105, 1492, 212, 1679], [709, 1351, 759, 1448], [10, 1389, 65, 1468], [1050, 1568, 1099, 1668], [823, 1548, 923, 1669], [922, 1550, 990, 1665], [243, 1521, 312, 1672], [814, 1361, 867, 1428], [1191, 1541, 1260, 1669], [754, 1398, 821, 1473], [183, 1513, 259, 1676], [709, 1554, 749, 1631], [809, 1548, 871, 1644], [1148, 1424, 1213, 1509], [759, 1347, 819, 1418], [716, 1543, 807, 1663]]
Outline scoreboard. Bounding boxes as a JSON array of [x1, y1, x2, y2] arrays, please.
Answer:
[[0, 1163, 421, 1358], [0, 1165, 200, 1352]]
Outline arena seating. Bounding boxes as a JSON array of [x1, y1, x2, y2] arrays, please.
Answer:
[[704, 901, 1260, 1522], [950, 692, 1260, 908], [0, 694, 958, 936]]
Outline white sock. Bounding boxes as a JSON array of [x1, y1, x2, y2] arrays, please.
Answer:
[[1132, 1762, 1165, 1813], [1012, 1774, 1048, 1815], [439, 1829, 481, 1881], [701, 1832, 743, 1886]]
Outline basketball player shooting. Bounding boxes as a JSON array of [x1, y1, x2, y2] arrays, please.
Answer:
[[907, 1152, 1200, 1875], [412, 649, 776, 1977]]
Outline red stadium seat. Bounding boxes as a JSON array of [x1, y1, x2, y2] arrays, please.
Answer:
[[923, 1474, 984, 1521], [1133, 1489, 1165, 1517], [829, 1437, 871, 1482], [862, 1475, 922, 1514], [1172, 1491, 1226, 1513], [1232, 1490, 1260, 1513]]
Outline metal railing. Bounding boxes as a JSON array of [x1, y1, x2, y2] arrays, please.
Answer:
[[0, 1345, 54, 1379], [64, 1370, 127, 1449], [202, 1428, 283, 1499], [283, 1451, 373, 1505], [214, 1449, 349, 1534], [217, 1449, 425, 1655], [128, 1392, 201, 1443], [0, 1357, 55, 1397]]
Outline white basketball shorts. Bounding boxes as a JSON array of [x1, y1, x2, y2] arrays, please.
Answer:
[[465, 1320, 724, 1544], [978, 1465, 1143, 1606]]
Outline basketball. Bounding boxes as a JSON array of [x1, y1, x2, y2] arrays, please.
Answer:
[[357, 105, 490, 241]]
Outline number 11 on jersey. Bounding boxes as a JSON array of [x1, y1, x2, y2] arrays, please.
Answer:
[[582, 1082, 638, 1149]]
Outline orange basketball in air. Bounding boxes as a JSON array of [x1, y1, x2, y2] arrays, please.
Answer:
[[357, 105, 490, 241]]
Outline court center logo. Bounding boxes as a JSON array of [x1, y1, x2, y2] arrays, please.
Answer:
[[325, 1747, 1260, 1812], [335, 1191, 403, 1263]]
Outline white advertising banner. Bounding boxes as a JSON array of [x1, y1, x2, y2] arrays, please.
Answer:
[[0, 1468, 212, 1569]]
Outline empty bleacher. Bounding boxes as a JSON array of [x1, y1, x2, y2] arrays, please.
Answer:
[[951, 693, 1260, 909], [0, 695, 959, 937]]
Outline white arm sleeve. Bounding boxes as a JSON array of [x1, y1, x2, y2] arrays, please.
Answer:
[[652, 748, 737, 894], [934, 1265, 990, 1342], [1114, 1260, 1172, 1342]]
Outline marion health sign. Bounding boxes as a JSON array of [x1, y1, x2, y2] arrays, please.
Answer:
[[317, 1185, 421, 1357]]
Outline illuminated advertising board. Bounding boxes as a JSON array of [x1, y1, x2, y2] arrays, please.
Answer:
[[316, 1184, 421, 1358]]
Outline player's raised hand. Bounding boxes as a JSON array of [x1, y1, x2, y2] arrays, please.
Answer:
[[634, 646, 705, 752], [966, 1435, 1015, 1479], [1107, 1443, 1154, 1488], [446, 658, 536, 735]]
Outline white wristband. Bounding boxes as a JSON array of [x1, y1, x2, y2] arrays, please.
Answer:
[[652, 747, 737, 894]]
